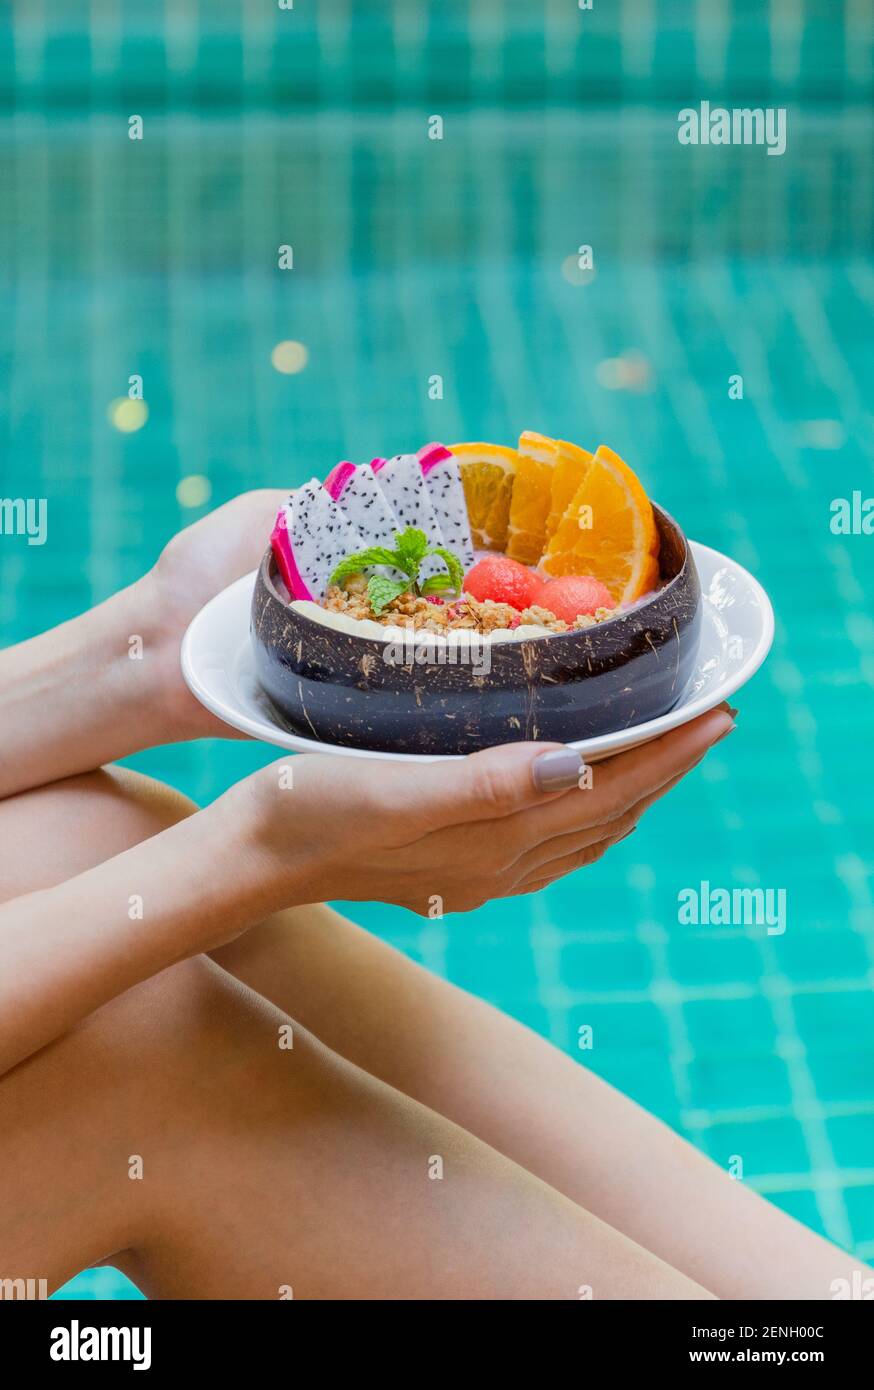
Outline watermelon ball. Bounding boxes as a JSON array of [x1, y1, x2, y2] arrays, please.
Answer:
[[537, 575, 615, 623], [463, 555, 543, 611]]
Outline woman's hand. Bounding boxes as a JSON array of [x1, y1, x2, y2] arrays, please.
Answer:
[[0, 491, 284, 797], [236, 706, 735, 916], [145, 489, 286, 739]]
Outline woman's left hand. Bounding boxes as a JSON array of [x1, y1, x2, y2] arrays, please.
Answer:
[[145, 489, 285, 739], [0, 490, 284, 797]]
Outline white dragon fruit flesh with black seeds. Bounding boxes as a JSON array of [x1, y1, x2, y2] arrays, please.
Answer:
[[371, 453, 446, 578], [270, 478, 364, 602], [418, 442, 475, 571], [323, 460, 402, 550]]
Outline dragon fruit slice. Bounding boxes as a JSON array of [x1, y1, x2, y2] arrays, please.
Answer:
[[270, 477, 364, 601], [418, 442, 475, 571], [371, 453, 447, 577], [324, 459, 402, 550]]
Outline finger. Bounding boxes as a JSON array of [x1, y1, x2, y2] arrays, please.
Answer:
[[498, 706, 735, 852], [513, 809, 644, 893], [511, 734, 735, 893], [511, 750, 712, 878], [512, 817, 636, 896], [512, 808, 639, 877], [411, 704, 734, 833], [394, 739, 588, 834], [281, 741, 585, 870], [566, 706, 735, 825], [509, 840, 613, 898]]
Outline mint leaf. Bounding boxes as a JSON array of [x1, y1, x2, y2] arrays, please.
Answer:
[[420, 573, 454, 595], [328, 528, 465, 606], [426, 546, 465, 595], [392, 527, 430, 579], [328, 546, 402, 588], [367, 574, 411, 615]]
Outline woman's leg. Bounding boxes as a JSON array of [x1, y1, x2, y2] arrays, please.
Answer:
[[0, 901, 708, 1300], [212, 905, 866, 1302], [1, 768, 857, 1299]]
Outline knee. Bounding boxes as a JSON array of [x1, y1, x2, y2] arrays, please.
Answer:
[[0, 767, 198, 902], [31, 956, 285, 1149], [93, 955, 358, 1149], [71, 954, 305, 1107], [64, 956, 353, 1237]]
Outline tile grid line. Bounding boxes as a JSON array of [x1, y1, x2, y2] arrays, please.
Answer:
[[538, 970, 874, 1005]]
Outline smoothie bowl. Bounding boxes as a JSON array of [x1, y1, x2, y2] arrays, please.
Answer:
[[250, 435, 703, 756]]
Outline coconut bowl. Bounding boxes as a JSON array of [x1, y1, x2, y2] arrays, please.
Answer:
[[250, 504, 702, 756]]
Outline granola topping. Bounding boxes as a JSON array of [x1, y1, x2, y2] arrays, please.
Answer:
[[322, 584, 618, 636]]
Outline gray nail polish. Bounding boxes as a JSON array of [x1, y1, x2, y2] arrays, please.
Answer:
[[532, 748, 583, 792]]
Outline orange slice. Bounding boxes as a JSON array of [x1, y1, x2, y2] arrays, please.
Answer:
[[545, 440, 593, 545], [540, 444, 660, 603], [449, 442, 518, 551], [505, 431, 559, 564]]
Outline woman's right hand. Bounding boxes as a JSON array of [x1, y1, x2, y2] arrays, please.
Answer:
[[233, 706, 735, 917]]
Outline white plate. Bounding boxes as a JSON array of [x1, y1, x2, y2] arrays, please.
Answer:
[[180, 542, 774, 763]]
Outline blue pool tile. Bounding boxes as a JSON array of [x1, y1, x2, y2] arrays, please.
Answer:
[[807, 1051, 874, 1106], [844, 1187, 874, 1247], [582, 1053, 681, 1128], [771, 930, 870, 983], [52, 1269, 145, 1300], [446, 926, 537, 998], [566, 1001, 669, 1053], [558, 937, 653, 992], [765, 1189, 828, 1239], [666, 932, 762, 987], [702, 1117, 811, 1176], [683, 995, 778, 1058], [826, 1113, 874, 1169], [491, 996, 553, 1038], [795, 992, 874, 1052], [688, 1055, 794, 1111]]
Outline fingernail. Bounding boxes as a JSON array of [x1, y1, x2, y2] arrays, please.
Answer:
[[532, 747, 584, 792], [715, 723, 736, 745]]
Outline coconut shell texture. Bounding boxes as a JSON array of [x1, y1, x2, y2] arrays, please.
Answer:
[[251, 505, 702, 755]]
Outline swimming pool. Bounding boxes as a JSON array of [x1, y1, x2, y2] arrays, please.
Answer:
[[2, 10, 873, 1301]]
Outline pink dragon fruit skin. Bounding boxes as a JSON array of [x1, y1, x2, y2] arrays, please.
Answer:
[[418, 441, 475, 571], [270, 508, 313, 600], [323, 461, 358, 499], [270, 478, 365, 602], [418, 442, 453, 472], [324, 460, 402, 550]]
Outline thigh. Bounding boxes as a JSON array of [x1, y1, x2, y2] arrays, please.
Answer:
[[1, 950, 710, 1301], [213, 905, 865, 1301]]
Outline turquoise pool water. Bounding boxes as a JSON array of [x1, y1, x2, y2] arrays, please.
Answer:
[[2, 8, 874, 1301]]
